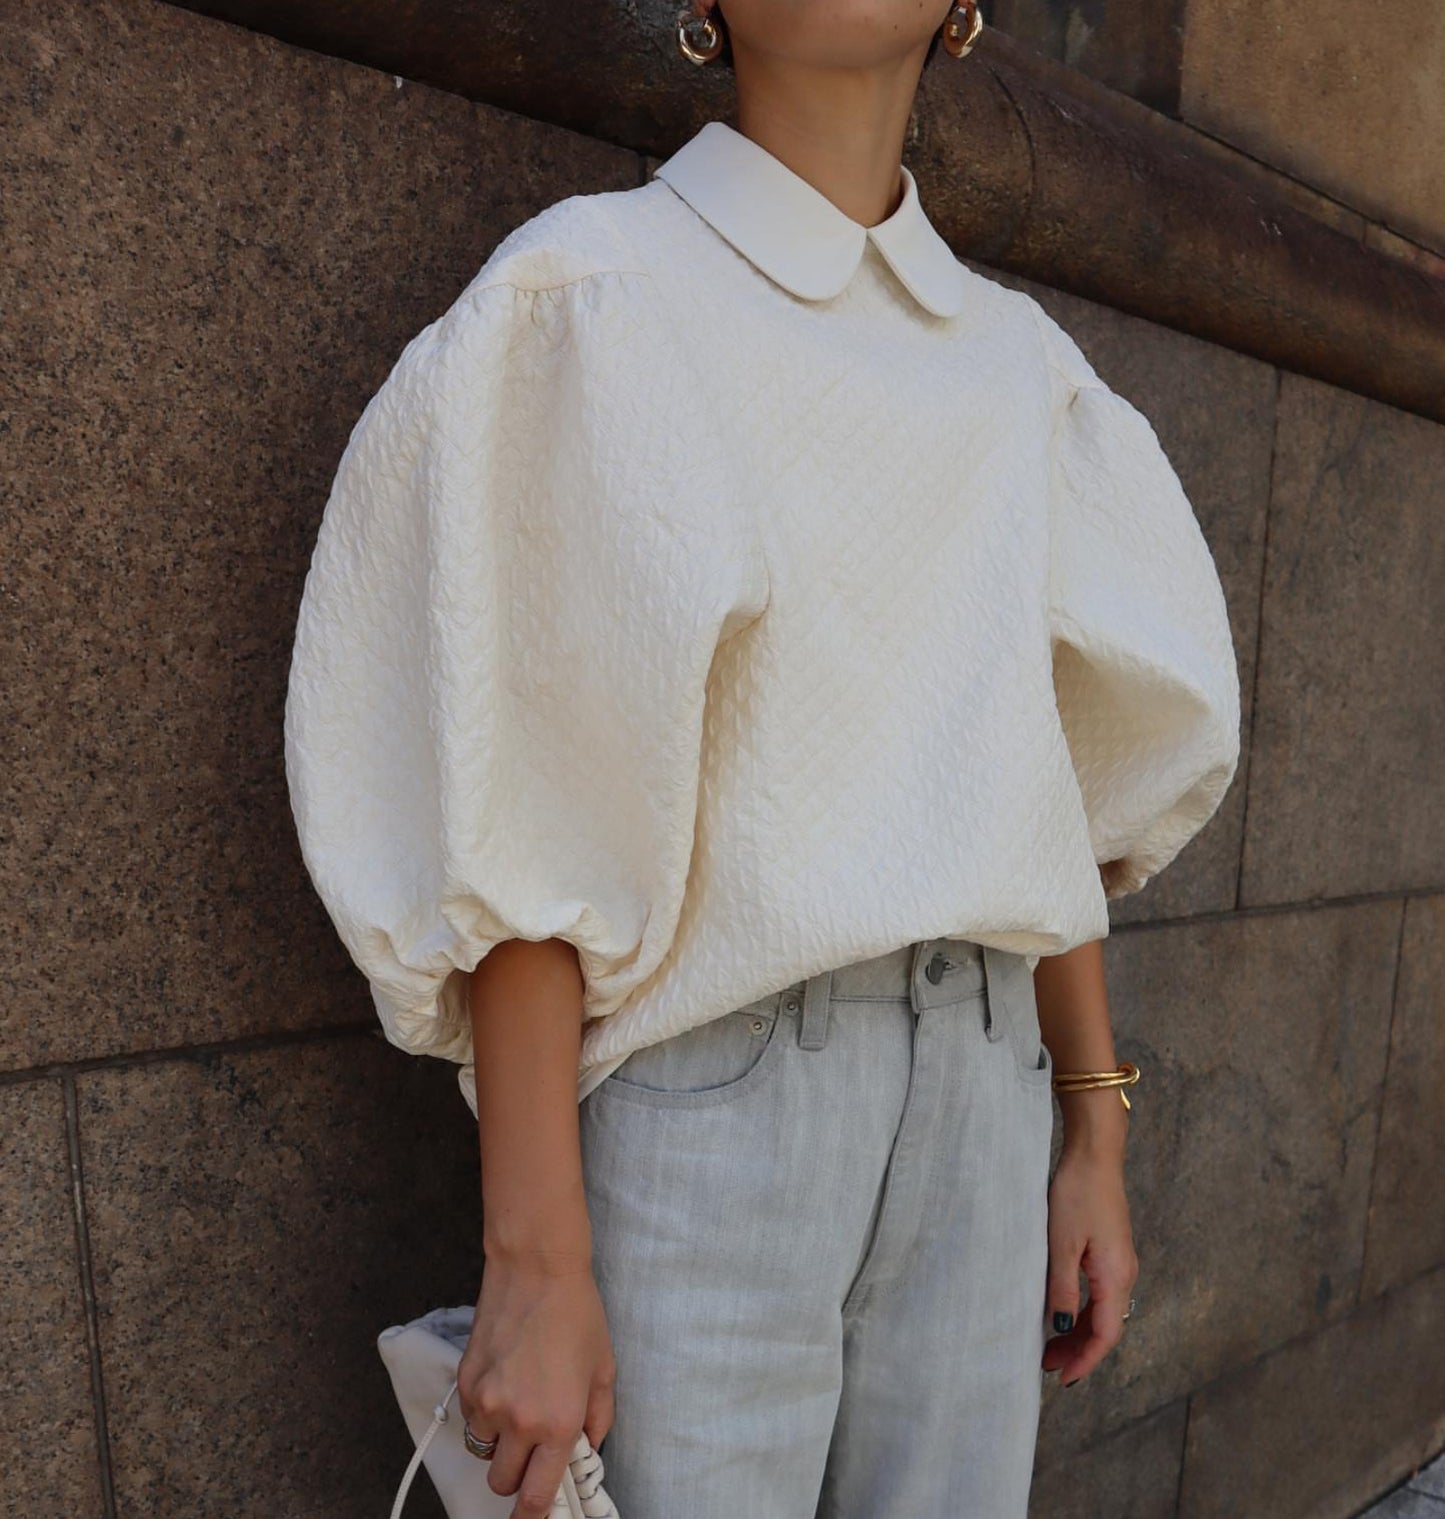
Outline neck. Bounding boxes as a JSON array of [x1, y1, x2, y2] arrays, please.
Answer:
[[730, 72, 918, 229]]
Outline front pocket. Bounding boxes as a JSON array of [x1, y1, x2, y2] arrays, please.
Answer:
[[1014, 1030, 1055, 1088], [595, 996, 787, 1108], [991, 956, 1055, 1089]]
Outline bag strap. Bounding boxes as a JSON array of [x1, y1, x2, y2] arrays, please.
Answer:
[[388, 1371, 461, 1519]]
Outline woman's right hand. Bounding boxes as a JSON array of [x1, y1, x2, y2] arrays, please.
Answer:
[[457, 1248, 617, 1519]]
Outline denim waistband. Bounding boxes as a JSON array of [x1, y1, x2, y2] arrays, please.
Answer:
[[779, 936, 987, 1005], [773, 935, 1036, 1055]]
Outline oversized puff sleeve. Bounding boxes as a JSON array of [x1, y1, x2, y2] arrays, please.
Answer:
[[1030, 300, 1242, 901], [283, 269, 761, 1077]]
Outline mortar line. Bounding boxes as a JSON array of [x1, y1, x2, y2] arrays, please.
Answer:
[[62, 1071, 118, 1519], [1234, 363, 1283, 910], [1355, 898, 1411, 1307]]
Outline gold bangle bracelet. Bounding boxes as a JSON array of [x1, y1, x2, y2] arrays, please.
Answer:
[[1050, 1061, 1141, 1110]]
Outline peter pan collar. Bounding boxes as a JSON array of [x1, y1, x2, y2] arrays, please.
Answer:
[[653, 119, 969, 319]]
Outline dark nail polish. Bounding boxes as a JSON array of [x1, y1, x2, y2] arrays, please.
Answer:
[[1053, 1310, 1075, 1334]]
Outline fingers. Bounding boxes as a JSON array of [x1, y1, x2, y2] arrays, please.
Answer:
[[458, 1346, 613, 1513], [1060, 1276, 1126, 1387], [583, 1377, 615, 1455], [1046, 1256, 1083, 1344], [483, 1423, 577, 1518], [468, 1386, 609, 1517], [508, 1439, 576, 1519], [1045, 1247, 1139, 1387], [1042, 1222, 1085, 1378], [479, 1426, 527, 1500]]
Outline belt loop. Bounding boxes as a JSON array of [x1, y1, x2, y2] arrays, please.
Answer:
[[909, 939, 932, 1005], [798, 968, 833, 1049], [980, 944, 1007, 1042]]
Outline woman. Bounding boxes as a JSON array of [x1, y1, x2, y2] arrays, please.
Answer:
[[283, 2, 1241, 1515]]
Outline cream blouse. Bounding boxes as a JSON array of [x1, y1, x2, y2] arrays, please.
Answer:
[[283, 119, 1241, 1114]]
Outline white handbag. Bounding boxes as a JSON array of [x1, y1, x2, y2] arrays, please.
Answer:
[[378, 1305, 621, 1519]]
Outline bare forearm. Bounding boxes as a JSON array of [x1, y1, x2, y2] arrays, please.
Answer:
[[469, 937, 593, 1268], [1032, 938, 1129, 1159]]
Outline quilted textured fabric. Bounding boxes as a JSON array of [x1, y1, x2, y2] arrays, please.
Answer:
[[282, 120, 1241, 1114]]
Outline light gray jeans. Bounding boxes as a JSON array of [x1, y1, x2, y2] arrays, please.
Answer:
[[578, 936, 1055, 1518]]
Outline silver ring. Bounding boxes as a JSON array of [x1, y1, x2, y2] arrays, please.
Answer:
[[463, 1421, 499, 1460], [1121, 1297, 1137, 1321]]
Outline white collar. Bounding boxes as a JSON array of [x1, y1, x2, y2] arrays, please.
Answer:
[[653, 119, 969, 319]]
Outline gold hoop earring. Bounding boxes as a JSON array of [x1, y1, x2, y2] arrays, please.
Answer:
[[940, 0, 983, 58], [677, 5, 724, 65]]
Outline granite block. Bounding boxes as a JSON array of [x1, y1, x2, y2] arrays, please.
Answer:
[[0, 1079, 104, 1518], [1240, 374, 1445, 905], [75, 1034, 481, 1518], [1361, 894, 1445, 1297], [1181, 0, 1445, 255], [989, 0, 1189, 114], [0, 0, 639, 1073], [1038, 903, 1399, 1455], [1030, 1399, 1187, 1518], [1179, 1264, 1445, 1519]]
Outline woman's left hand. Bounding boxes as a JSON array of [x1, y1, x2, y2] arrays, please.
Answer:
[[1041, 1132, 1139, 1388]]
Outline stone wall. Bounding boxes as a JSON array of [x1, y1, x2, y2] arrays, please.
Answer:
[[992, 0, 1445, 261], [2, 2, 1441, 1515]]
